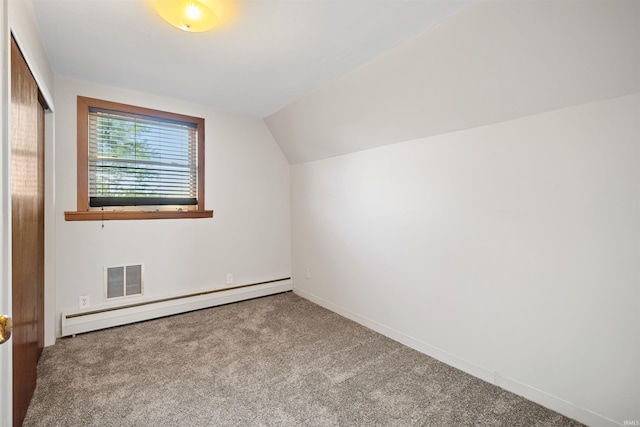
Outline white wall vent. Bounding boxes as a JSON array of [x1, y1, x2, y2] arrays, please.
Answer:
[[105, 264, 143, 299]]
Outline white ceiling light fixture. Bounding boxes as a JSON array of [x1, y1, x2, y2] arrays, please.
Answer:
[[156, 0, 217, 32]]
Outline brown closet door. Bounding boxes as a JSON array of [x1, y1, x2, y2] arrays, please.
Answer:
[[11, 36, 45, 427]]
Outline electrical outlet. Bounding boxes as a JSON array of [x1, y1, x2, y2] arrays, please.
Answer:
[[305, 269, 311, 279], [79, 295, 90, 309], [226, 273, 233, 284]]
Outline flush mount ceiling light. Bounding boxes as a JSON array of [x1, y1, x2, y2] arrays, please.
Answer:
[[156, 0, 217, 32]]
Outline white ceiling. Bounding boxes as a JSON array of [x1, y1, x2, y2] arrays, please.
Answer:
[[30, 0, 473, 118]]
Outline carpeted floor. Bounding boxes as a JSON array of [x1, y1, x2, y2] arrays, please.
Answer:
[[24, 292, 583, 426]]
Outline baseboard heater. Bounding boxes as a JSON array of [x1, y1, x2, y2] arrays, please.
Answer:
[[61, 277, 293, 337]]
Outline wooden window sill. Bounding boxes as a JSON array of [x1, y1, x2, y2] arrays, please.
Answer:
[[64, 210, 213, 221]]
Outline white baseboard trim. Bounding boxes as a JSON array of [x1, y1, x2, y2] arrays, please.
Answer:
[[492, 373, 621, 427], [293, 287, 622, 427], [61, 279, 293, 337]]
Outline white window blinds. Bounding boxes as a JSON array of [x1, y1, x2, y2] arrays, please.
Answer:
[[88, 108, 198, 207]]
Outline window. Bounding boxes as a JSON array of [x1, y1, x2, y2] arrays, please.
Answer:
[[65, 97, 213, 220], [88, 109, 198, 207]]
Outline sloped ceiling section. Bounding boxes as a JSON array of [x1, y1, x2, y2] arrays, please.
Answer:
[[265, 0, 640, 164]]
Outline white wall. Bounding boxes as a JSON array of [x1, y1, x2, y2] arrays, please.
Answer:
[[290, 94, 639, 426], [275, 0, 640, 426], [266, 0, 640, 164], [54, 77, 291, 337]]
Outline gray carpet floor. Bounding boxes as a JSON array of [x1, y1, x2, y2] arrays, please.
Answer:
[[24, 292, 583, 426]]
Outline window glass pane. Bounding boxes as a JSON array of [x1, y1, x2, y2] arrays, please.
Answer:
[[88, 110, 197, 206]]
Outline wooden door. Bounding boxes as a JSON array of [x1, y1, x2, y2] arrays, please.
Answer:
[[11, 36, 45, 427]]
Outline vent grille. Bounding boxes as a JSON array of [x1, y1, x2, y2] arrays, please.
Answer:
[[106, 264, 143, 299]]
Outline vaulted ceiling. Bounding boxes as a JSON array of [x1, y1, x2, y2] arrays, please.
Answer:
[[30, 0, 473, 118]]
